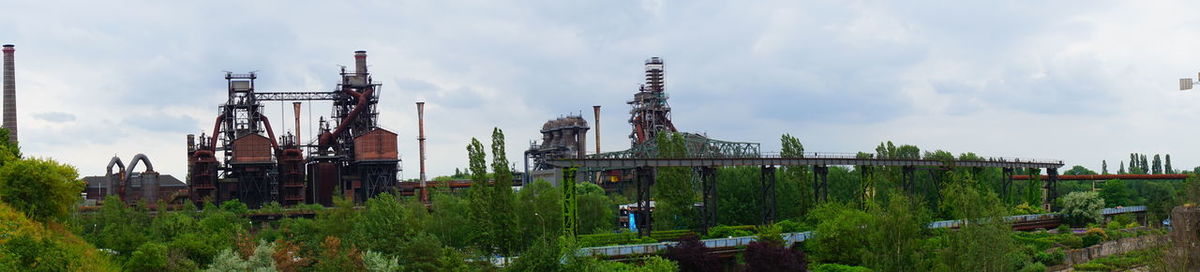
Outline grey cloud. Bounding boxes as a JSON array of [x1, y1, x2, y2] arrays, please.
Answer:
[[33, 112, 76, 123]]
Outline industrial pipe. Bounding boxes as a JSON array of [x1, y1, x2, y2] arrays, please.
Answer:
[[318, 51, 375, 149], [127, 153, 154, 173], [593, 105, 600, 155], [293, 102, 302, 145], [257, 113, 281, 151], [417, 101, 428, 202]]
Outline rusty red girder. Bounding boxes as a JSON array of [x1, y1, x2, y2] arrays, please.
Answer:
[[1013, 174, 1188, 181]]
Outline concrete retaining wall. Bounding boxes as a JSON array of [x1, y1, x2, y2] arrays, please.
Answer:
[[1058, 234, 1165, 267]]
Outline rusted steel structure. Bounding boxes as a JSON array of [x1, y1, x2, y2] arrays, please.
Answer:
[[628, 57, 675, 145], [99, 154, 167, 204], [187, 51, 399, 208], [526, 116, 590, 171], [1013, 174, 1188, 180]]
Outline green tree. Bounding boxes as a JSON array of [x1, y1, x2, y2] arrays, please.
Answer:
[[1118, 161, 1126, 174], [1099, 179, 1134, 206], [1063, 165, 1097, 176], [427, 193, 473, 249], [1153, 154, 1163, 174], [489, 128, 520, 257], [576, 182, 615, 234], [1166, 154, 1174, 174], [353, 193, 425, 255], [653, 132, 696, 230], [1140, 154, 1149, 174], [934, 177, 1022, 272], [464, 137, 492, 254], [1102, 160, 1108, 175], [516, 180, 562, 246], [1060, 191, 1104, 227], [807, 202, 873, 265], [716, 166, 763, 226], [779, 134, 812, 219], [865, 193, 929, 272], [0, 157, 84, 222], [125, 242, 169, 272]]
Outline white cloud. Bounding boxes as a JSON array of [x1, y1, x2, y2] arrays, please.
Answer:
[[2, 0, 1199, 177]]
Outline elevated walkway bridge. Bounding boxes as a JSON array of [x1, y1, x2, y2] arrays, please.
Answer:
[[550, 153, 1064, 237]]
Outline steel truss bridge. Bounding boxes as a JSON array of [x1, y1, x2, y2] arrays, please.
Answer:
[[549, 153, 1064, 237]]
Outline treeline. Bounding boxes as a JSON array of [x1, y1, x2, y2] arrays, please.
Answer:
[[65, 128, 671, 271]]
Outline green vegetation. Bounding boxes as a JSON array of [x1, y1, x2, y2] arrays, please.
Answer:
[[1, 125, 1194, 271]]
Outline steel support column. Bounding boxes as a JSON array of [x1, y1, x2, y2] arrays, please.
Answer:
[[761, 166, 777, 225], [562, 167, 578, 239], [635, 166, 654, 237], [902, 166, 916, 193], [700, 166, 717, 233], [1045, 167, 1060, 212], [813, 166, 829, 203], [1002, 167, 1014, 202]]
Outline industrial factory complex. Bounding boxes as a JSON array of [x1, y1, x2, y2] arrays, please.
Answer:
[[0, 46, 760, 209]]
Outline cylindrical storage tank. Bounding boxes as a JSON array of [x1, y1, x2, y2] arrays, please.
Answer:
[[310, 162, 340, 206]]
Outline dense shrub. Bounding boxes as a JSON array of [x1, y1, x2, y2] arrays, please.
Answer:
[[811, 263, 873, 272], [744, 241, 805, 272], [663, 235, 720, 272], [703, 225, 754, 239], [1033, 248, 1064, 266], [1073, 262, 1111, 271], [1060, 192, 1104, 227]]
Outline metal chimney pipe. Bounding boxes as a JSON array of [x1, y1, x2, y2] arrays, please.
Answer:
[[2, 44, 15, 144], [593, 105, 600, 155], [293, 102, 302, 145], [354, 50, 368, 75], [416, 102, 427, 188]]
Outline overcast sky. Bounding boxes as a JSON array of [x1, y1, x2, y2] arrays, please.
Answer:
[[5, 1, 1200, 178]]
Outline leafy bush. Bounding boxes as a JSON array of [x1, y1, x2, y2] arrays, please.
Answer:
[[811, 263, 873, 272], [1073, 262, 1111, 271], [774, 219, 809, 233], [744, 240, 805, 272], [703, 225, 754, 239], [579, 232, 643, 247], [1056, 234, 1084, 249], [1033, 248, 1064, 266], [1056, 223, 1071, 234], [1017, 262, 1046, 272], [663, 235, 720, 272], [1060, 192, 1104, 227]]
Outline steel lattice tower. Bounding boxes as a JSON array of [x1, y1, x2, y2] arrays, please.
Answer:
[[628, 57, 676, 146]]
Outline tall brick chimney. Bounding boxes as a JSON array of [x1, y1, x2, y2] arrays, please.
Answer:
[[2, 44, 15, 144]]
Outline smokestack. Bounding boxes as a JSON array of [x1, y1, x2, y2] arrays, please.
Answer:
[[2, 44, 15, 144], [354, 50, 368, 75], [593, 105, 600, 155], [416, 102, 427, 192], [293, 102, 302, 145]]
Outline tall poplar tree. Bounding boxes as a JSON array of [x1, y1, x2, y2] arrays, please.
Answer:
[[1140, 154, 1149, 174], [779, 134, 812, 219], [1152, 154, 1163, 175], [465, 138, 493, 254], [489, 128, 519, 257], [1166, 154, 1174, 174], [1102, 160, 1108, 175], [653, 132, 696, 230]]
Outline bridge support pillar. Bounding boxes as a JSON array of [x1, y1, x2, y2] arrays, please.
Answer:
[[562, 167, 578, 239], [1002, 167, 1014, 203], [761, 166, 777, 225], [635, 166, 654, 237], [902, 166, 916, 193], [1045, 167, 1059, 212], [700, 166, 717, 233], [859, 166, 872, 207], [813, 165, 829, 203]]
